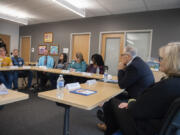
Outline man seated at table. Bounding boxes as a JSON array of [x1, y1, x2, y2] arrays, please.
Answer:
[[0, 46, 13, 89], [11, 49, 33, 90], [38, 49, 54, 89], [97, 45, 155, 131]]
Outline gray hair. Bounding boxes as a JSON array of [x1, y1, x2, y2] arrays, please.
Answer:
[[125, 45, 137, 57], [159, 42, 180, 76]]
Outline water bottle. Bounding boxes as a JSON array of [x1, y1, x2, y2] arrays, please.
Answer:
[[104, 69, 108, 82], [96, 67, 100, 74], [56, 75, 64, 98]]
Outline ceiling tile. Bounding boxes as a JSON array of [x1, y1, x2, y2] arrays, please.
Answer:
[[144, 0, 180, 10], [0, 0, 179, 25]]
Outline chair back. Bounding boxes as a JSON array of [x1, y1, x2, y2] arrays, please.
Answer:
[[159, 97, 180, 135]]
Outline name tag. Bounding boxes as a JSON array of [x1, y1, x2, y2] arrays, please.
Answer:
[[9, 66, 18, 69], [62, 70, 70, 73], [65, 82, 81, 90], [86, 79, 97, 85], [39, 66, 47, 69], [82, 72, 92, 76], [23, 66, 31, 69]]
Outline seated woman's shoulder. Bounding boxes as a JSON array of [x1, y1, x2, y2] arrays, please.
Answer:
[[70, 60, 75, 64], [81, 61, 87, 64]]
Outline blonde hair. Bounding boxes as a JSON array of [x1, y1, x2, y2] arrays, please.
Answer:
[[76, 52, 84, 62], [159, 42, 180, 76]]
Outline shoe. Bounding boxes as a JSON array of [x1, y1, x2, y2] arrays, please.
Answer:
[[97, 123, 107, 131], [97, 109, 104, 122], [13, 87, 18, 90]]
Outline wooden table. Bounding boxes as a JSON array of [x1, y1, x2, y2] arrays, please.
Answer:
[[25, 62, 37, 66], [0, 90, 29, 106], [0, 66, 118, 80], [38, 81, 123, 135], [0, 66, 165, 85]]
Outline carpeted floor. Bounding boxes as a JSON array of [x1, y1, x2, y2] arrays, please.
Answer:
[[0, 90, 103, 135]]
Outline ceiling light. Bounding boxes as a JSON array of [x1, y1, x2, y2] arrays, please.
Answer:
[[0, 13, 28, 25], [52, 0, 86, 17], [0, 5, 29, 25], [66, 0, 89, 9]]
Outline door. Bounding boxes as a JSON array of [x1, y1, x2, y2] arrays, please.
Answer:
[[101, 33, 124, 75], [20, 36, 31, 63], [0, 34, 10, 56], [71, 34, 90, 64]]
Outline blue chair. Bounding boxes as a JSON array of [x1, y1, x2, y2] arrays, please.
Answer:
[[159, 97, 180, 135]]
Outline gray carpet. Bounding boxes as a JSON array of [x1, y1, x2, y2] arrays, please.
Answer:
[[0, 90, 103, 135]]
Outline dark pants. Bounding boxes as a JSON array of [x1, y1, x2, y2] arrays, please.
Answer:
[[0, 71, 13, 89], [100, 91, 130, 122], [13, 71, 33, 89], [50, 74, 78, 89], [104, 99, 137, 135], [38, 72, 54, 88]]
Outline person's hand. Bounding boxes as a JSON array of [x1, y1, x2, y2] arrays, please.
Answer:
[[118, 62, 126, 70], [118, 102, 128, 109]]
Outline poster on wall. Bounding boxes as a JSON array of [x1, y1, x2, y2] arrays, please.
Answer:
[[38, 45, 47, 55], [44, 32, 53, 43], [50, 45, 59, 55], [63, 48, 69, 53]]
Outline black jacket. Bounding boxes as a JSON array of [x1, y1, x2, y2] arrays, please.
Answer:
[[118, 57, 154, 98], [128, 77, 180, 135]]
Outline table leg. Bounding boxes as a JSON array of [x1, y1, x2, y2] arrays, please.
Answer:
[[64, 105, 70, 135], [56, 103, 71, 135]]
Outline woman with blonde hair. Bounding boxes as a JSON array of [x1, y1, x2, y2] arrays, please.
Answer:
[[104, 42, 180, 135], [67, 52, 87, 72]]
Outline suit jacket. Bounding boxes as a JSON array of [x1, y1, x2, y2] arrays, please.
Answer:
[[118, 57, 154, 98], [128, 76, 180, 135]]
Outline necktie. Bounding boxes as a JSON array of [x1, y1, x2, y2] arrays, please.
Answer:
[[44, 56, 47, 66]]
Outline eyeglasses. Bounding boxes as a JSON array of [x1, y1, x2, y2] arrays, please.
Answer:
[[159, 56, 163, 62]]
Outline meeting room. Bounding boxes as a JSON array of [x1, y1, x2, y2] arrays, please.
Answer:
[[0, 0, 180, 135]]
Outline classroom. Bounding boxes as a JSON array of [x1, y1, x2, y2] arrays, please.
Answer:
[[0, 0, 180, 135]]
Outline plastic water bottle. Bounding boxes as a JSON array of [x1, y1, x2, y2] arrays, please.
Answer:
[[56, 75, 64, 98], [96, 67, 100, 74], [104, 69, 108, 82]]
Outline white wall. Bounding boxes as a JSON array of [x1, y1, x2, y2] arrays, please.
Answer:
[[0, 19, 19, 53]]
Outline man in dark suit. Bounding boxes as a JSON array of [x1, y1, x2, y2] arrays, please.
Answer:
[[97, 46, 155, 131], [117, 46, 155, 99]]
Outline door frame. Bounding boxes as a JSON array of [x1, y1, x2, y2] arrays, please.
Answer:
[[0, 33, 11, 56], [70, 32, 91, 63], [99, 29, 153, 60], [20, 36, 32, 62]]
